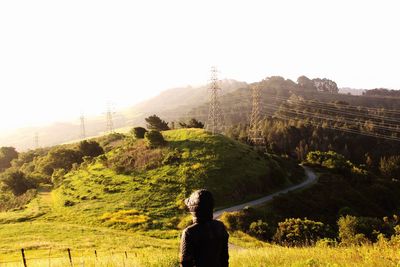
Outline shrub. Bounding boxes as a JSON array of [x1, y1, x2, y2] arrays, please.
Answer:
[[78, 140, 104, 158], [0, 169, 35, 196], [338, 215, 368, 246], [107, 141, 164, 173], [248, 220, 271, 240], [145, 131, 166, 148], [273, 218, 329, 246], [131, 127, 148, 139], [36, 147, 83, 177]]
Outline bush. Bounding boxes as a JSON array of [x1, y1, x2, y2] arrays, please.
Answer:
[[219, 211, 248, 232], [145, 131, 166, 148], [0, 169, 35, 196], [107, 141, 164, 174], [338, 215, 369, 246], [248, 220, 271, 240], [36, 147, 83, 177], [78, 140, 104, 158], [131, 127, 148, 139], [273, 218, 329, 246]]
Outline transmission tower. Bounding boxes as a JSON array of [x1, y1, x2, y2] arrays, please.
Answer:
[[206, 66, 223, 135], [249, 85, 266, 149], [34, 132, 39, 149], [105, 103, 115, 134], [80, 113, 86, 139]]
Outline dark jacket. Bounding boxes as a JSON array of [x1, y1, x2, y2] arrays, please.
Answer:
[[180, 217, 229, 267]]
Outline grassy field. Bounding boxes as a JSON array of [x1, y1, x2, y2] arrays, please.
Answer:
[[0, 222, 399, 267]]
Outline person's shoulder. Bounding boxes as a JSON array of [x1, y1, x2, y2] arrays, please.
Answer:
[[183, 223, 200, 234], [212, 219, 227, 230]]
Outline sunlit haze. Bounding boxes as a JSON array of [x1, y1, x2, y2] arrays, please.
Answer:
[[1, 0, 399, 132]]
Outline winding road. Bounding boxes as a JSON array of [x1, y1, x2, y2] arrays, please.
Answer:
[[213, 166, 317, 219]]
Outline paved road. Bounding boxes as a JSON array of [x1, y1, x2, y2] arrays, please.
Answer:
[[213, 166, 317, 219]]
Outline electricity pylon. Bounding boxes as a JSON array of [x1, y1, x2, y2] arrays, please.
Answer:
[[106, 103, 115, 134], [80, 113, 86, 139], [206, 66, 223, 135], [249, 85, 266, 149], [34, 132, 39, 149]]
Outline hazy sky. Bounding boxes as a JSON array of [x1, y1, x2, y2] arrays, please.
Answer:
[[1, 0, 399, 132]]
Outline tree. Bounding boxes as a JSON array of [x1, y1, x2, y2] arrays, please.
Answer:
[[78, 140, 104, 158], [144, 131, 166, 148], [131, 127, 148, 139], [312, 78, 339, 94], [0, 169, 35, 196], [0, 147, 18, 171], [297, 76, 317, 91], [179, 118, 204, 129], [145, 115, 170, 131]]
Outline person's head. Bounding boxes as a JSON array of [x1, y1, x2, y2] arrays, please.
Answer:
[[185, 189, 214, 220]]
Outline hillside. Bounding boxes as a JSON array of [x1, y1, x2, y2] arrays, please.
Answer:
[[0, 129, 302, 231], [0, 79, 247, 151]]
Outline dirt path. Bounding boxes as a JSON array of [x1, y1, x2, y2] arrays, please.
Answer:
[[213, 166, 317, 219]]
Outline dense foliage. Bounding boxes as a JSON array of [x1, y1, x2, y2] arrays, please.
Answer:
[[145, 115, 170, 131], [131, 127, 147, 139]]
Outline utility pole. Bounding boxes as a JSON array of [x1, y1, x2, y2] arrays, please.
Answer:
[[105, 103, 115, 134], [249, 85, 266, 150], [206, 66, 223, 135], [80, 113, 86, 139], [34, 132, 39, 149]]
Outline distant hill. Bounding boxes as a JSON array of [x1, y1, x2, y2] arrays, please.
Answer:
[[339, 87, 366, 95], [0, 79, 247, 151], [3, 75, 400, 151], [121, 79, 248, 125]]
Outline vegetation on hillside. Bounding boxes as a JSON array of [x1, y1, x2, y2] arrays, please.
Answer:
[[0, 127, 301, 234]]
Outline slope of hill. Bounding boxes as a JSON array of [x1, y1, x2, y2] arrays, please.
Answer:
[[0, 129, 303, 231]]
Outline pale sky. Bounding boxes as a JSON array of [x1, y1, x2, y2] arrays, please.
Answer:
[[1, 0, 399, 132]]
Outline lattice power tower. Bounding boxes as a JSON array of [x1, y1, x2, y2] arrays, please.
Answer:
[[106, 103, 115, 134], [249, 85, 266, 149], [206, 66, 223, 135], [80, 113, 86, 139]]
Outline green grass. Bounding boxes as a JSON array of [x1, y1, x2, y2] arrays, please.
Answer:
[[0, 128, 313, 266], [0, 223, 399, 267], [6, 128, 294, 231]]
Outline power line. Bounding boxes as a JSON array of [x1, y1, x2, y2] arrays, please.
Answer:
[[263, 103, 400, 133], [206, 66, 224, 135], [263, 110, 400, 142]]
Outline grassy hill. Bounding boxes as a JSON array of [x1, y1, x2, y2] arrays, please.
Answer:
[[49, 129, 300, 230], [0, 129, 302, 231]]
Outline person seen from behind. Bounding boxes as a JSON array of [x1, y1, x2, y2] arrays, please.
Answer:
[[179, 189, 229, 267]]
